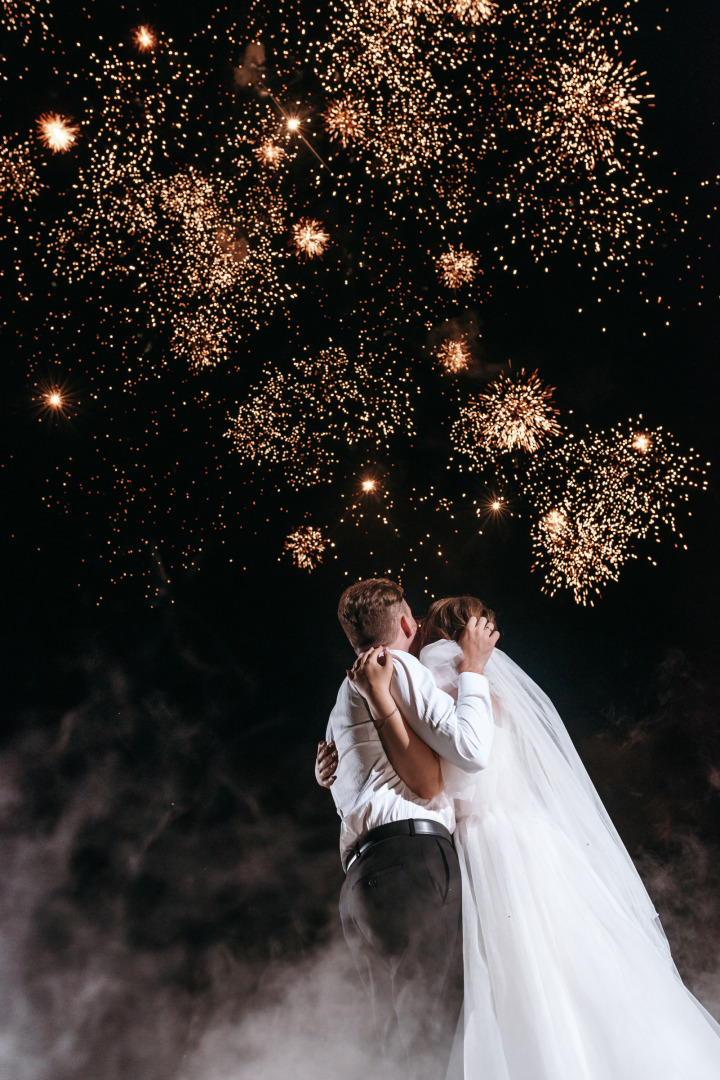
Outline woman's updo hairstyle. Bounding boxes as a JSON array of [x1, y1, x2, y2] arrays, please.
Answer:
[[420, 595, 498, 650]]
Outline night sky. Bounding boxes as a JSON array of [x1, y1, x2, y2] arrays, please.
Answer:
[[2, 1, 720, 1077]]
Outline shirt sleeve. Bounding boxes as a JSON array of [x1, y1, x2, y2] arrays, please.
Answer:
[[390, 651, 494, 772]]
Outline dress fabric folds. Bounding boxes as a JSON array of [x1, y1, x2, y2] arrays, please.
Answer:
[[418, 640, 720, 1080]]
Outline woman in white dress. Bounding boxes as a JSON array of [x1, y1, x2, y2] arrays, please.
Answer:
[[319, 595, 720, 1079]]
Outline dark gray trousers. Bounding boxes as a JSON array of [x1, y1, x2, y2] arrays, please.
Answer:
[[339, 832, 464, 1080]]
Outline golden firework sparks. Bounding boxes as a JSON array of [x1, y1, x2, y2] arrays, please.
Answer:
[[436, 245, 478, 289], [291, 217, 330, 258], [632, 431, 652, 453], [524, 418, 709, 604], [227, 345, 412, 488], [361, 478, 377, 493], [453, 369, 562, 458], [254, 140, 286, 169], [451, 0, 498, 24], [35, 112, 79, 153], [0, 136, 41, 199], [284, 525, 328, 571], [541, 508, 570, 538], [532, 50, 650, 174], [33, 376, 77, 420], [436, 337, 471, 374], [324, 98, 366, 148], [132, 24, 157, 52]]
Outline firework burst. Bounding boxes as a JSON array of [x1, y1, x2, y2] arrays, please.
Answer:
[[254, 140, 286, 169], [532, 50, 650, 174], [324, 97, 366, 148], [227, 344, 413, 488], [453, 369, 562, 460], [436, 337, 471, 374], [284, 525, 328, 571], [436, 245, 478, 289], [451, 0, 498, 24], [132, 24, 158, 52], [291, 217, 330, 258], [35, 112, 79, 153], [525, 418, 709, 603]]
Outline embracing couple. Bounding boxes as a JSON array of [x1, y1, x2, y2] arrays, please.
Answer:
[[316, 578, 720, 1080]]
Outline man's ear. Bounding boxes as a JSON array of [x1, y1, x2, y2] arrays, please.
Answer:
[[399, 613, 413, 639]]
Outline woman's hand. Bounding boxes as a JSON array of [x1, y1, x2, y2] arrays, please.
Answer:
[[347, 646, 394, 700], [457, 615, 499, 676], [315, 740, 337, 789]]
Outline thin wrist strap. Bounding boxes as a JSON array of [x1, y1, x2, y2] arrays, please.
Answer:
[[374, 706, 399, 732]]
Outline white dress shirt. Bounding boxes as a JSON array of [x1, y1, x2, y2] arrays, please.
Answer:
[[326, 648, 494, 865]]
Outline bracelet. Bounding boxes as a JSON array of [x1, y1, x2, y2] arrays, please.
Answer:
[[374, 706, 399, 732]]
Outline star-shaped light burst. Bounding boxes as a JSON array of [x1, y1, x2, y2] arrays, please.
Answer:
[[284, 525, 328, 571], [291, 217, 330, 259], [324, 98, 366, 148], [436, 338, 471, 374], [436, 245, 478, 289], [132, 24, 158, 52], [35, 113, 79, 153]]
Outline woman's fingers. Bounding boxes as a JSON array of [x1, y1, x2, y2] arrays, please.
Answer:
[[316, 739, 338, 785]]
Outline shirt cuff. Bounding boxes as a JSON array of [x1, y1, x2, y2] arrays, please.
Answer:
[[457, 670, 490, 696]]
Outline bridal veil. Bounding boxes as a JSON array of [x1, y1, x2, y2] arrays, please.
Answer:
[[420, 639, 720, 1080]]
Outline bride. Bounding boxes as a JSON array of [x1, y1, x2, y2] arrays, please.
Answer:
[[316, 595, 720, 1079]]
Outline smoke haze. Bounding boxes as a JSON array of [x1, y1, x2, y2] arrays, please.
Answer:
[[2, 613, 719, 1078]]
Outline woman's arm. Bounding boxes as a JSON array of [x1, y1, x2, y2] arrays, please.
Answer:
[[349, 647, 444, 800]]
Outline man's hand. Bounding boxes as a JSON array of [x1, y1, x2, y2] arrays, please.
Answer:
[[347, 646, 394, 700], [457, 615, 499, 676], [315, 740, 337, 789]]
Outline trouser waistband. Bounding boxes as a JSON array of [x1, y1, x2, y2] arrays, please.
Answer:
[[345, 818, 454, 872]]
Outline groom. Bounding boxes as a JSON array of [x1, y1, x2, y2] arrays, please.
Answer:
[[324, 578, 497, 1080]]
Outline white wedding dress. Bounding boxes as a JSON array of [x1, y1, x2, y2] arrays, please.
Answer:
[[418, 639, 720, 1080]]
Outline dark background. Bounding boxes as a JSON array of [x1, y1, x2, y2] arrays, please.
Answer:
[[2, 1, 720, 1077]]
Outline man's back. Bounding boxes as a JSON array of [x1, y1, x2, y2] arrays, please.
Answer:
[[327, 668, 455, 865]]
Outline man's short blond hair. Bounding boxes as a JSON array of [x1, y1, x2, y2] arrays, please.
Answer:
[[337, 578, 406, 651]]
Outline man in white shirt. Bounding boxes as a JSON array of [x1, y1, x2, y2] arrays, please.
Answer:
[[324, 579, 497, 1080]]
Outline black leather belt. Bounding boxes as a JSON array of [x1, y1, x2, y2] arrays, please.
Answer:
[[345, 818, 454, 872]]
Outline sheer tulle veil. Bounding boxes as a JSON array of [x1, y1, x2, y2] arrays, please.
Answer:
[[419, 639, 720, 1080]]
